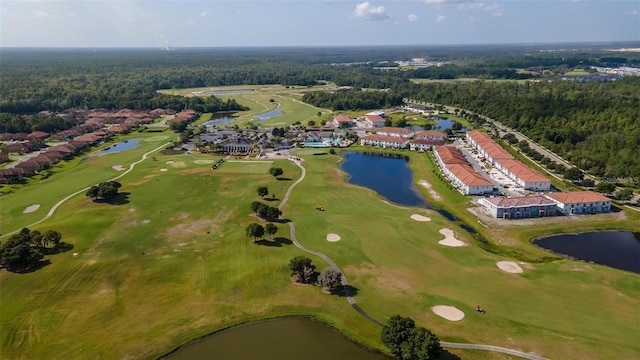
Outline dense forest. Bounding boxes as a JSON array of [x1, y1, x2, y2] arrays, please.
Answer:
[[396, 78, 640, 178], [1, 45, 638, 177]]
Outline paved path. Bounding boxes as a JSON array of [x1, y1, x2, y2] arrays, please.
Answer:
[[279, 158, 548, 360], [1, 142, 170, 239]]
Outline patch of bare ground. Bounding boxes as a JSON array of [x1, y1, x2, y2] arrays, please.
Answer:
[[468, 205, 626, 228], [418, 179, 442, 201], [345, 264, 413, 292]]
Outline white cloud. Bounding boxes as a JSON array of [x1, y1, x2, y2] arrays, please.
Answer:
[[436, 14, 446, 22], [352, 2, 390, 21], [33, 10, 59, 20], [200, 11, 208, 17], [408, 14, 418, 22]]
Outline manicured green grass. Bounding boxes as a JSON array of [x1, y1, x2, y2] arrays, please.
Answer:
[[1, 142, 638, 360], [214, 161, 274, 174]]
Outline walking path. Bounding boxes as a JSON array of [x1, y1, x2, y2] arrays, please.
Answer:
[[1, 142, 170, 240], [279, 158, 548, 360]]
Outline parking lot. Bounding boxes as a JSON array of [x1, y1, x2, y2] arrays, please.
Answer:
[[454, 138, 523, 197]]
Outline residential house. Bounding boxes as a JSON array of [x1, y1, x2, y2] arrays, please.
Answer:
[[331, 115, 354, 128], [442, 164, 494, 195], [415, 130, 447, 142], [478, 195, 557, 219], [375, 127, 415, 138], [495, 159, 551, 191], [543, 191, 611, 215], [410, 139, 445, 152], [360, 134, 409, 149], [403, 104, 437, 116], [365, 115, 386, 127]]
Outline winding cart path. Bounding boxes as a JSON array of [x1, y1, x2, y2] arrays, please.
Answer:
[[280, 158, 548, 360]]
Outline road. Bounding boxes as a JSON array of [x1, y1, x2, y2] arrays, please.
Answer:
[[279, 158, 548, 360]]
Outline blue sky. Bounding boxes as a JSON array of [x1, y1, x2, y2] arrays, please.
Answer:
[[1, 0, 638, 47]]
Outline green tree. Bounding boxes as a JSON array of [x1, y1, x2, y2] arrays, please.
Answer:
[[257, 186, 269, 199], [317, 268, 342, 292], [264, 223, 278, 240], [582, 178, 595, 187], [308, 120, 316, 127], [564, 167, 584, 181], [381, 315, 441, 360], [615, 188, 633, 201], [264, 206, 282, 220], [288, 256, 316, 283], [595, 182, 616, 194], [381, 315, 415, 358], [86, 181, 122, 202], [269, 167, 284, 179], [245, 223, 265, 243], [42, 230, 62, 248]]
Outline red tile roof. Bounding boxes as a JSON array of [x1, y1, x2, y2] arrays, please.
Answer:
[[333, 115, 352, 122], [499, 159, 549, 183], [446, 164, 493, 187], [377, 127, 414, 135], [365, 115, 385, 123], [435, 146, 467, 165], [481, 143, 514, 161], [415, 130, 447, 138], [485, 195, 555, 208], [411, 139, 445, 146], [362, 134, 409, 143], [545, 191, 611, 204], [466, 130, 493, 145]]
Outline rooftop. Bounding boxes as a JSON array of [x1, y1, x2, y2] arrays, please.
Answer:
[[484, 195, 555, 208], [362, 134, 409, 143], [446, 164, 493, 187], [545, 191, 611, 204]]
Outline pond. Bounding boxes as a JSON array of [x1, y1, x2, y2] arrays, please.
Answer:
[[534, 231, 640, 273], [165, 317, 390, 360], [340, 152, 426, 207], [202, 89, 253, 96], [255, 104, 283, 124], [204, 113, 238, 126], [100, 138, 142, 154], [435, 117, 453, 130]]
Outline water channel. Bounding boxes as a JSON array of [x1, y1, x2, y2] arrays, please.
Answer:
[[534, 231, 640, 273], [254, 104, 283, 124], [165, 317, 390, 360], [100, 138, 142, 154]]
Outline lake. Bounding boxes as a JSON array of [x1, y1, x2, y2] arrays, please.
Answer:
[[165, 317, 390, 360], [204, 113, 237, 126], [435, 118, 453, 130], [534, 230, 640, 273], [255, 104, 282, 123], [100, 138, 141, 154], [340, 152, 426, 207]]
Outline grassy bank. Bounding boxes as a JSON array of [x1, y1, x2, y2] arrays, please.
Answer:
[[1, 143, 638, 360]]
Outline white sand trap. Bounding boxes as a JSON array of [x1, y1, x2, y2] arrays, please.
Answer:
[[326, 233, 341, 242], [432, 305, 465, 321], [166, 161, 174, 164], [23, 204, 41, 213], [160, 168, 168, 172], [438, 228, 466, 247], [194, 159, 215, 165], [497, 261, 523, 274], [410, 214, 432, 222], [171, 161, 186, 168], [112, 164, 125, 171]]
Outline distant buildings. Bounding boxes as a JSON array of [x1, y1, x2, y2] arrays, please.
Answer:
[[360, 135, 409, 149], [331, 115, 354, 128], [364, 115, 386, 127]]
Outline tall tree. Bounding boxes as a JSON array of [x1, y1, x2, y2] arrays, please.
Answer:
[[257, 186, 269, 199], [381, 315, 441, 360], [317, 268, 342, 293], [245, 223, 265, 243], [269, 167, 284, 179], [288, 256, 316, 283], [264, 223, 278, 240]]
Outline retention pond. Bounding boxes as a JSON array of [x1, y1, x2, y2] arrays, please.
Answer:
[[165, 317, 389, 360], [534, 230, 640, 274]]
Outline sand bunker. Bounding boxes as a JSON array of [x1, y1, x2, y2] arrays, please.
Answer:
[[160, 168, 168, 172], [410, 214, 432, 222], [194, 159, 215, 165], [23, 204, 41, 213], [496, 261, 523, 274], [432, 305, 465, 321], [326, 233, 341, 242], [171, 161, 186, 168], [438, 228, 466, 247], [166, 161, 174, 164], [112, 165, 125, 171]]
